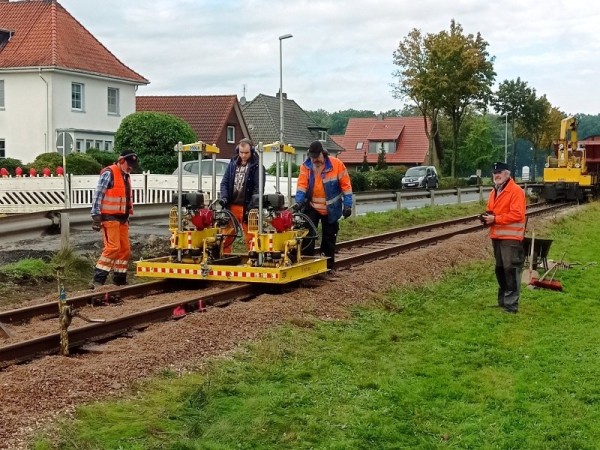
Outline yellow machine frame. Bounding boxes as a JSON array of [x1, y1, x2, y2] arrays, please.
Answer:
[[136, 141, 328, 284]]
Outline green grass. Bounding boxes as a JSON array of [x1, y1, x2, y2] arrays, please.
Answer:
[[35, 201, 600, 450]]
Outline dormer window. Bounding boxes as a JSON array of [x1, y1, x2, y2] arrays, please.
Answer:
[[0, 29, 14, 51]]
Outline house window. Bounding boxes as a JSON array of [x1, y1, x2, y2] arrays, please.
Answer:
[[318, 130, 327, 141], [94, 140, 103, 149], [0, 139, 5, 158], [368, 141, 396, 154], [0, 80, 4, 109], [76, 139, 84, 152], [104, 141, 112, 151], [85, 140, 93, 150], [227, 126, 235, 143], [72, 83, 84, 111], [355, 142, 363, 150], [107, 87, 119, 115]]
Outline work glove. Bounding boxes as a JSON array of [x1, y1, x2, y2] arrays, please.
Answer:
[[343, 207, 352, 219], [92, 215, 102, 232]]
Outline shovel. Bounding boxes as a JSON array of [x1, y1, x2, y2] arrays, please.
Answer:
[[522, 230, 539, 285]]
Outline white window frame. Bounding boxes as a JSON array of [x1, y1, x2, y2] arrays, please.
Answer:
[[355, 142, 363, 150], [107, 87, 119, 115], [71, 82, 84, 111], [318, 130, 327, 141], [76, 139, 83, 152], [0, 80, 4, 109], [0, 138, 5, 158], [104, 141, 112, 151], [226, 126, 235, 143]]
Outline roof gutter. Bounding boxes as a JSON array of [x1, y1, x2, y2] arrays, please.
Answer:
[[0, 66, 149, 85]]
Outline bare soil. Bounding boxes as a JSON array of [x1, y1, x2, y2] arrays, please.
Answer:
[[7, 205, 574, 450]]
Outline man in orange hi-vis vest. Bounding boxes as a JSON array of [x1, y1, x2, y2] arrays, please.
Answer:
[[89, 150, 138, 289], [480, 161, 526, 313], [295, 141, 353, 272]]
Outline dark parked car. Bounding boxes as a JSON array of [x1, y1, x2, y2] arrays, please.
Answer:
[[401, 166, 439, 189]]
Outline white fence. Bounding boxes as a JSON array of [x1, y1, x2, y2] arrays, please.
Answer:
[[0, 174, 297, 214]]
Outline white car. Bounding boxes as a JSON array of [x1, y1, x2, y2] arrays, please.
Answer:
[[172, 159, 230, 176]]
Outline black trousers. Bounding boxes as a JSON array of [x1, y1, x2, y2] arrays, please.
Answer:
[[492, 239, 525, 312], [302, 207, 339, 270]]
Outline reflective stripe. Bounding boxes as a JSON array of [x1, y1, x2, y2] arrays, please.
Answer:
[[325, 193, 342, 205]]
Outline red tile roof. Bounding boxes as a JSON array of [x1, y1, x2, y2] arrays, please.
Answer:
[[337, 117, 430, 165], [136, 95, 240, 145], [0, 0, 148, 84]]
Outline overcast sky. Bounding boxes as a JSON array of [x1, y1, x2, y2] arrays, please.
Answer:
[[60, 0, 600, 115]]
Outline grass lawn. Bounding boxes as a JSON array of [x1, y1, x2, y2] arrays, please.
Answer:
[[33, 202, 600, 449]]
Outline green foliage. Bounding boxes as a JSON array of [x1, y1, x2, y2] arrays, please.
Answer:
[[576, 113, 600, 140], [348, 170, 368, 192], [114, 112, 197, 174], [0, 157, 25, 174], [64, 153, 102, 175], [365, 168, 404, 190], [0, 258, 53, 282], [29, 153, 62, 172], [306, 109, 376, 135], [86, 149, 119, 168], [376, 144, 387, 170], [266, 161, 300, 177]]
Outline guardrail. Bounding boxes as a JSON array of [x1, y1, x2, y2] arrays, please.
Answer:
[[0, 184, 541, 245]]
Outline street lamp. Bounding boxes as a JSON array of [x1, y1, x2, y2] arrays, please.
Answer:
[[278, 33, 292, 196], [504, 113, 508, 164]]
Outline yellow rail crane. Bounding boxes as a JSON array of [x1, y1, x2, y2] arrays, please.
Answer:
[[542, 116, 597, 201], [136, 141, 328, 284]]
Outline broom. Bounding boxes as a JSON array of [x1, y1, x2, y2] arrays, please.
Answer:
[[532, 252, 565, 291]]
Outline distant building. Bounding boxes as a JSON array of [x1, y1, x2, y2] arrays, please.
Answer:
[[136, 95, 251, 160], [241, 93, 343, 168], [0, 0, 148, 163], [334, 116, 436, 170]]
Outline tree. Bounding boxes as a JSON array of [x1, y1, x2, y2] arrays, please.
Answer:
[[430, 20, 496, 177], [392, 28, 445, 168], [306, 109, 375, 135], [114, 112, 197, 174], [376, 143, 387, 170], [490, 77, 534, 172], [458, 115, 500, 176], [517, 93, 553, 181]]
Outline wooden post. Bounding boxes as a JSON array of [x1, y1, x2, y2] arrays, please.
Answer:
[[395, 192, 402, 210], [56, 265, 72, 356]]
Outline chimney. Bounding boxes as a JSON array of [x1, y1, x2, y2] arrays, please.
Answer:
[[276, 92, 287, 100]]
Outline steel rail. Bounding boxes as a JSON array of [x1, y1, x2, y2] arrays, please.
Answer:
[[0, 282, 259, 368]]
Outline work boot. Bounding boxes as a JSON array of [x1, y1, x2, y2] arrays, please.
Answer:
[[113, 275, 127, 286], [89, 280, 104, 290]]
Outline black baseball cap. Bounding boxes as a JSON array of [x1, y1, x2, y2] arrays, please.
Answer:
[[119, 150, 139, 169], [491, 161, 509, 172], [308, 141, 324, 157]]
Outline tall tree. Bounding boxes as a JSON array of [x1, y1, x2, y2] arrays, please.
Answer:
[[431, 20, 496, 177], [490, 77, 533, 173], [392, 28, 444, 168], [517, 93, 552, 181], [458, 115, 500, 176]]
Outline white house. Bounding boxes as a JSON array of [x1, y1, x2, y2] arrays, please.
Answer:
[[0, 0, 148, 164]]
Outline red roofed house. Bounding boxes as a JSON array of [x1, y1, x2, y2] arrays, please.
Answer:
[[136, 95, 250, 160], [0, 0, 148, 164], [334, 116, 439, 170]]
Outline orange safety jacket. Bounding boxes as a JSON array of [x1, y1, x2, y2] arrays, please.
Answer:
[[486, 177, 526, 240], [100, 164, 133, 216]]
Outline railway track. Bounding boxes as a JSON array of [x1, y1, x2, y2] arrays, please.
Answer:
[[0, 202, 570, 368]]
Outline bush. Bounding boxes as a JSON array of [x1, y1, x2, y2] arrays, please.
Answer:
[[349, 171, 368, 192], [0, 157, 24, 174], [86, 149, 119, 168], [114, 112, 197, 174], [65, 153, 103, 175], [267, 161, 299, 177], [29, 153, 63, 173], [364, 168, 404, 190]]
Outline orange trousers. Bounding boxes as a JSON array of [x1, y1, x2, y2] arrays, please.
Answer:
[[223, 204, 252, 253], [96, 221, 131, 276]]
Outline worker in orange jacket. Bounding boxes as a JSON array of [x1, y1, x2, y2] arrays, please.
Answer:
[[480, 161, 526, 313], [295, 141, 353, 271], [89, 150, 138, 288]]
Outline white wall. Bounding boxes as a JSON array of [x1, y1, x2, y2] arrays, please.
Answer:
[[0, 69, 139, 165], [0, 72, 48, 163]]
